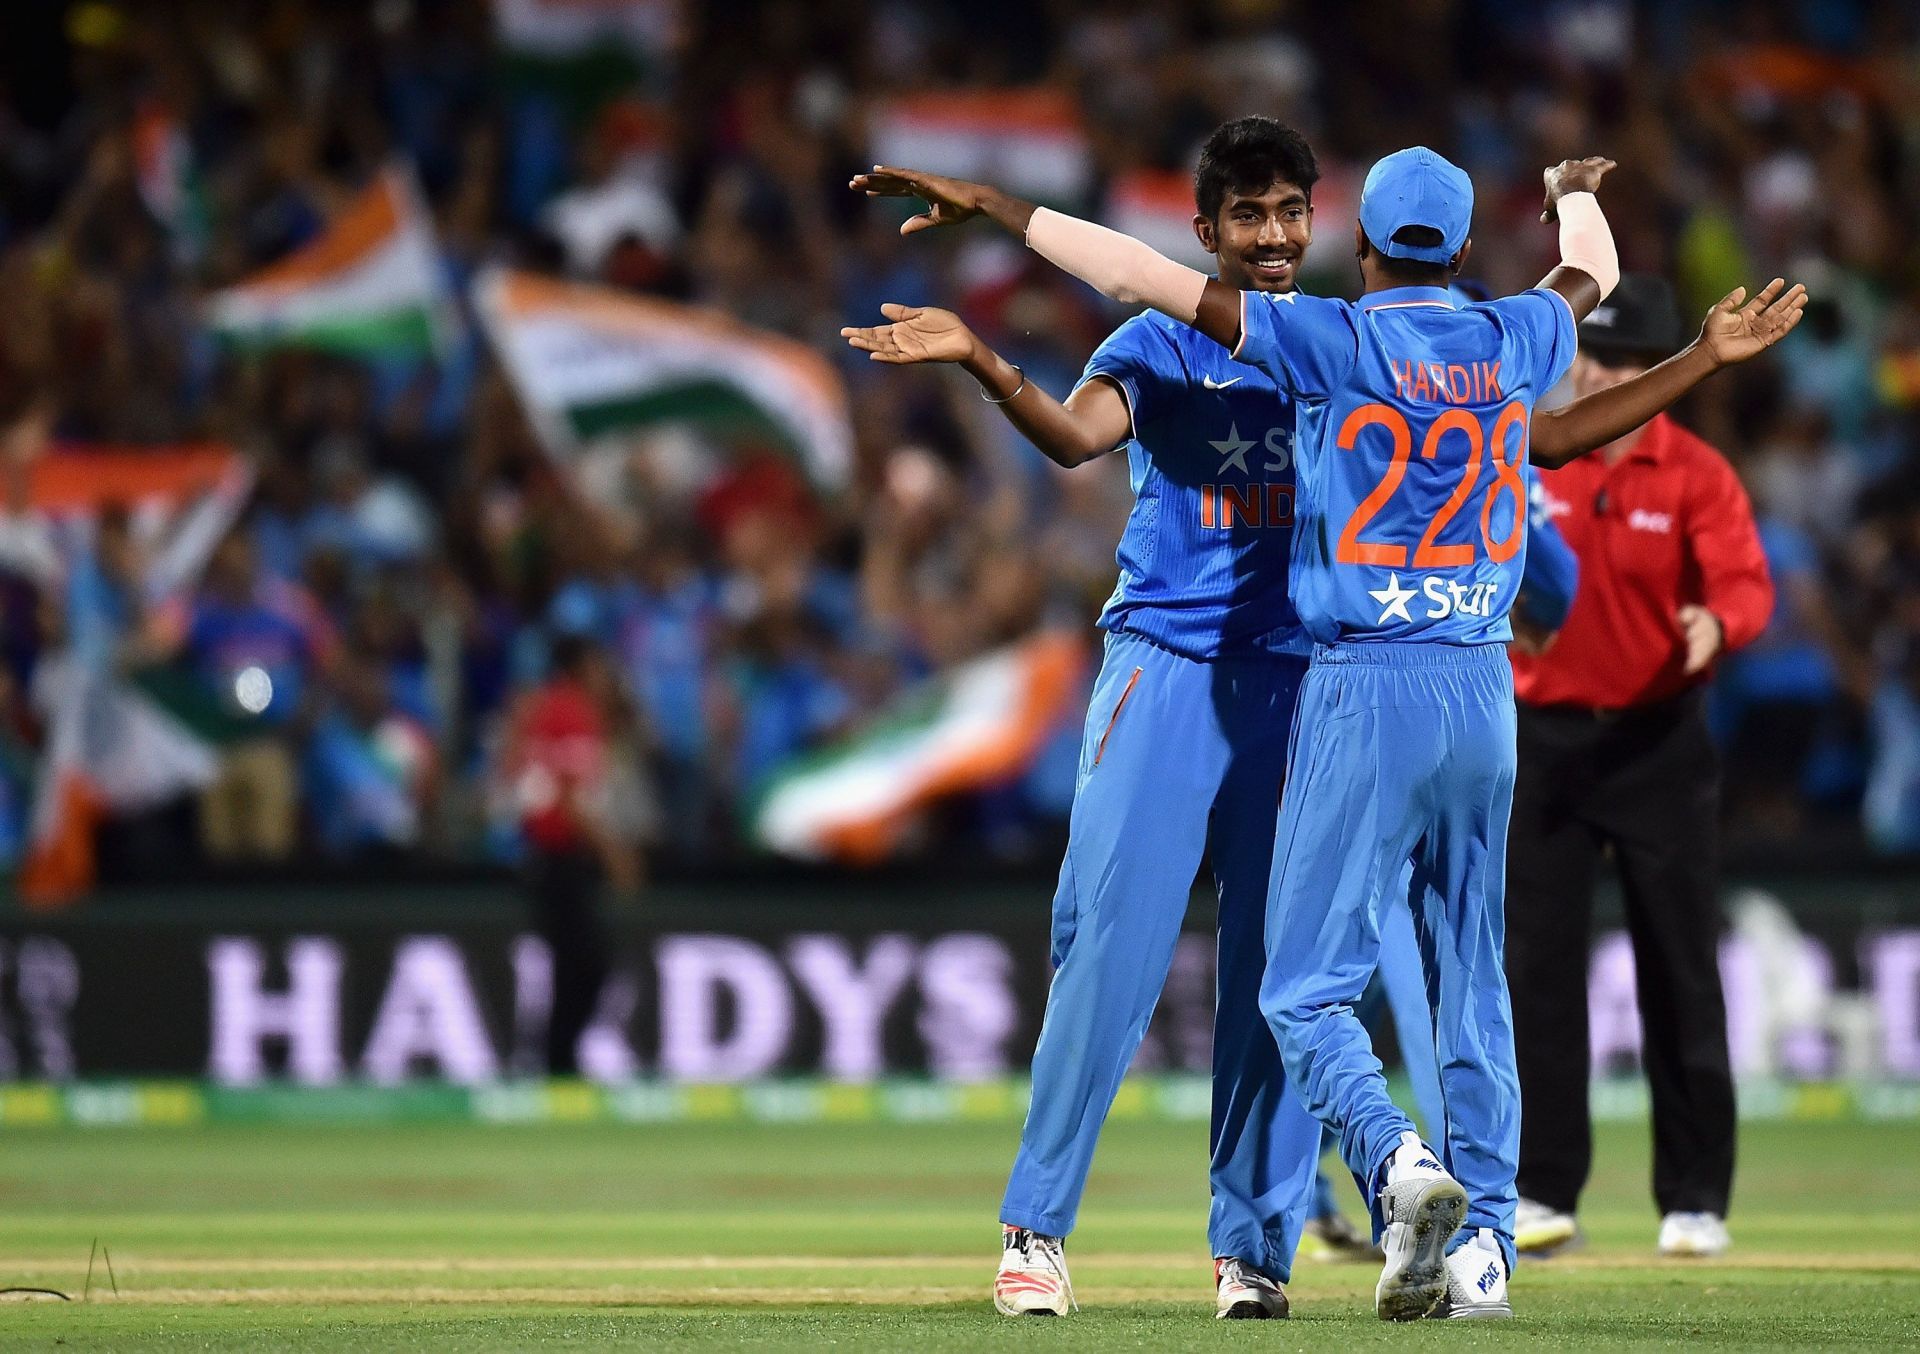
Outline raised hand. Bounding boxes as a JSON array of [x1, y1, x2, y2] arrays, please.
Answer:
[[850, 166, 988, 235], [1696, 278, 1809, 367], [1540, 156, 1617, 222], [841, 303, 978, 365]]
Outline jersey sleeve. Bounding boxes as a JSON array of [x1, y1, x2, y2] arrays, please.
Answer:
[[1076, 316, 1183, 437], [1231, 292, 1358, 401], [1515, 469, 1579, 631], [1495, 288, 1580, 393]]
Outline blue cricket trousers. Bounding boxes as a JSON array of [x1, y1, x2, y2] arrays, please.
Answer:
[[1001, 630, 1322, 1279], [1258, 640, 1521, 1269]]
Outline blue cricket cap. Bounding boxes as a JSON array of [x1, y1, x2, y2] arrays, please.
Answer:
[[1359, 146, 1473, 265]]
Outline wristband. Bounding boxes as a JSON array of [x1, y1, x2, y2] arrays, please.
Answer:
[[1555, 192, 1619, 299]]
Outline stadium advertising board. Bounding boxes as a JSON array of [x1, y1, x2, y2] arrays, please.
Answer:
[[0, 886, 1915, 1091]]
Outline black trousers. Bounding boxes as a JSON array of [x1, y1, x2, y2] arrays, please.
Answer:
[[529, 849, 611, 1076], [1504, 687, 1735, 1217]]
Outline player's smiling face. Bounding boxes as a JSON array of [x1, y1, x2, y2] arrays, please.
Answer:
[[1195, 180, 1312, 294]]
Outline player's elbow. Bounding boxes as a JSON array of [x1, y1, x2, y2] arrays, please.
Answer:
[[1528, 415, 1577, 468]]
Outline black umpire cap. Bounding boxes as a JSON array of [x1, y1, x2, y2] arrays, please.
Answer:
[[1578, 273, 1683, 365]]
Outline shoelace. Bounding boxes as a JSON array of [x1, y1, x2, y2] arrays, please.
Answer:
[[1024, 1235, 1078, 1312], [1220, 1258, 1279, 1295]]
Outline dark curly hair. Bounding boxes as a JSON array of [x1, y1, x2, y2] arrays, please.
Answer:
[[1194, 117, 1320, 220]]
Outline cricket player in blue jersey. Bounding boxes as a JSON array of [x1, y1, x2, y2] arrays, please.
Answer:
[[849, 120, 1351, 1321], [847, 137, 1802, 1322]]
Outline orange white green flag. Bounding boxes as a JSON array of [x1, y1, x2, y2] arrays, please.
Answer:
[[867, 88, 1093, 209], [473, 267, 852, 492], [206, 164, 454, 360], [1103, 168, 1213, 270], [750, 631, 1089, 864], [17, 447, 256, 907]]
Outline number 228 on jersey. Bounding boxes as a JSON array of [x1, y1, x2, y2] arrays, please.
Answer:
[[1232, 285, 1579, 646]]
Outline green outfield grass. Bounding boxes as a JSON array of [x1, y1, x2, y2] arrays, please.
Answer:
[[0, 1110, 1913, 1349]]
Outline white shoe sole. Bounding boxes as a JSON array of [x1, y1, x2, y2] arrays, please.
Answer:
[[993, 1294, 1067, 1317], [1375, 1179, 1469, 1322], [1439, 1300, 1514, 1320], [1216, 1294, 1286, 1320], [994, 1280, 1069, 1317]]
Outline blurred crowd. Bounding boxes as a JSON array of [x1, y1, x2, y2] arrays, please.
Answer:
[[0, 0, 1918, 884]]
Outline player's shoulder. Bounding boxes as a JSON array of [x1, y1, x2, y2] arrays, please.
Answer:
[[1090, 309, 1186, 366], [1475, 287, 1574, 328], [1241, 289, 1358, 355], [1249, 289, 1354, 320]]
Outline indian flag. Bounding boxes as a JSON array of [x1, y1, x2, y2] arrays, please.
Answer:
[[206, 165, 454, 360], [494, 0, 678, 109], [751, 631, 1088, 864], [17, 447, 255, 908], [132, 99, 208, 266], [474, 267, 852, 492], [868, 89, 1093, 209], [1104, 168, 1211, 271], [495, 0, 676, 59]]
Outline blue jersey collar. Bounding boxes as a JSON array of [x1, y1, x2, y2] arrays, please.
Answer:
[[1358, 285, 1457, 311]]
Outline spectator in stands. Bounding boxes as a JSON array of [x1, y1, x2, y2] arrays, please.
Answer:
[[0, 0, 1916, 878], [164, 531, 335, 861]]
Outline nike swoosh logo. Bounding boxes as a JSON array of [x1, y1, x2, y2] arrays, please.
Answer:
[[1202, 376, 1243, 390]]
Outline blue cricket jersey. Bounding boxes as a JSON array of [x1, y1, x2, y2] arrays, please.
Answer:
[[1235, 284, 1578, 646], [1079, 312, 1309, 660], [1516, 468, 1579, 631]]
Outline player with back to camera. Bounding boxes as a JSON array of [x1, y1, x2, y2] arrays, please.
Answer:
[[845, 130, 1805, 1319], [850, 117, 1567, 1321], [853, 145, 1803, 1320]]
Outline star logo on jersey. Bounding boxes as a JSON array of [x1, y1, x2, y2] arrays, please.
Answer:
[[1209, 423, 1255, 473], [1369, 572, 1417, 624]]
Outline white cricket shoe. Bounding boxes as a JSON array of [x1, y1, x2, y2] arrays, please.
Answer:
[[1514, 1196, 1580, 1254], [1658, 1211, 1730, 1258], [1214, 1256, 1288, 1319], [994, 1225, 1074, 1316], [1430, 1227, 1513, 1319], [1373, 1131, 1469, 1321]]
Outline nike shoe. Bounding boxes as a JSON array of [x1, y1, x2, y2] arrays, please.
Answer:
[[1430, 1227, 1513, 1320], [1373, 1131, 1469, 1322], [994, 1225, 1074, 1316], [1214, 1256, 1288, 1319], [1658, 1212, 1730, 1258], [1300, 1210, 1385, 1263], [1514, 1196, 1580, 1255]]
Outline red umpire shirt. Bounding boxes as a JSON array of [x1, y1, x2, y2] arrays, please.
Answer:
[[1512, 412, 1773, 708]]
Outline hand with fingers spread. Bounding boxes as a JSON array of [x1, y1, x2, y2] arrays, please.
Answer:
[[1695, 278, 1809, 368], [852, 166, 988, 234], [1541, 156, 1617, 222], [840, 304, 977, 365], [1529, 272, 1816, 467]]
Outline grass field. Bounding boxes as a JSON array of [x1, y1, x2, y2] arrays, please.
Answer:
[[0, 1111, 1913, 1349]]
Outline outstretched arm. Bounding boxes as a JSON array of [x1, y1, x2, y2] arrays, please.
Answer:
[[1535, 157, 1620, 322], [840, 303, 1130, 468], [851, 166, 1245, 349], [1530, 279, 1808, 467]]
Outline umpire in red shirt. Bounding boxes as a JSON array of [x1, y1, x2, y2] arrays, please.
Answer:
[[1506, 276, 1774, 1260]]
